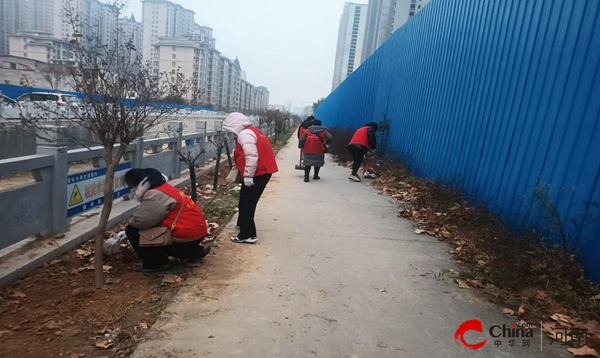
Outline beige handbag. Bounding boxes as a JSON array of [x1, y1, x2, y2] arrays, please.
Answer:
[[226, 167, 242, 183], [139, 192, 184, 247]]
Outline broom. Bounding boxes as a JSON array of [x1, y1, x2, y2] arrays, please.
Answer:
[[295, 150, 304, 170]]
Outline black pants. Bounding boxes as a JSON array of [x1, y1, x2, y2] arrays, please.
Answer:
[[348, 146, 366, 175], [126, 225, 205, 269], [238, 174, 271, 240], [304, 166, 320, 178]]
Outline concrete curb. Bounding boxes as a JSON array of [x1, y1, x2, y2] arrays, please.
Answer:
[[0, 165, 218, 289]]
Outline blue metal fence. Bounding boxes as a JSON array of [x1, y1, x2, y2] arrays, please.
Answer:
[[317, 0, 600, 281]]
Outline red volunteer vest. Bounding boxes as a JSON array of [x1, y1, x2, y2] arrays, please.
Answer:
[[302, 129, 327, 155], [234, 126, 279, 178], [155, 183, 207, 240], [298, 126, 308, 139], [349, 126, 370, 148]]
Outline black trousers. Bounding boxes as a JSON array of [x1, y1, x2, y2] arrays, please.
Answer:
[[348, 146, 366, 175], [238, 174, 271, 240], [126, 225, 205, 269], [304, 166, 320, 178]]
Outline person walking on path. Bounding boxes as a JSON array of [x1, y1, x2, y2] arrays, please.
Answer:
[[121, 168, 210, 272], [224, 112, 278, 244], [298, 119, 333, 182], [348, 122, 378, 182], [297, 115, 316, 139]]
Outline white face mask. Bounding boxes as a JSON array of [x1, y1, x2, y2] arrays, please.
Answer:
[[133, 177, 151, 201]]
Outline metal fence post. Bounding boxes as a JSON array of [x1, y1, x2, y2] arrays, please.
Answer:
[[36, 126, 69, 235], [132, 137, 144, 169], [196, 121, 207, 166], [169, 121, 183, 179]]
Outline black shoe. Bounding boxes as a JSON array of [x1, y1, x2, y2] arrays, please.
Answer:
[[188, 247, 211, 264], [136, 263, 171, 273], [313, 176, 321, 180], [304, 177, 310, 182]]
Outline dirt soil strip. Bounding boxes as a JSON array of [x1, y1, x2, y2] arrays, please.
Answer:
[[0, 128, 295, 358]]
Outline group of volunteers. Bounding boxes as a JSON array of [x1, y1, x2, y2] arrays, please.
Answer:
[[111, 112, 375, 272], [298, 115, 378, 182]]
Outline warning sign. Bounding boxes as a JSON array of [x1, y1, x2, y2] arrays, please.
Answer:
[[66, 162, 132, 218], [69, 185, 83, 206]]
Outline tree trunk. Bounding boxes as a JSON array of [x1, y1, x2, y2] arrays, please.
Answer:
[[189, 165, 197, 202], [94, 146, 126, 288]]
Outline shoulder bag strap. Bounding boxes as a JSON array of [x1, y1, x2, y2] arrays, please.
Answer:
[[171, 191, 185, 230]]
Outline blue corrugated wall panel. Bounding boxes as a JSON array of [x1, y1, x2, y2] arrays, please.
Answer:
[[316, 0, 600, 281]]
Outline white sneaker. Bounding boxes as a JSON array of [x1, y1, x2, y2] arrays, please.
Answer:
[[349, 174, 362, 182], [231, 236, 258, 244]]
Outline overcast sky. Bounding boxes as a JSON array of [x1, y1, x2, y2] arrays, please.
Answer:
[[127, 0, 351, 109]]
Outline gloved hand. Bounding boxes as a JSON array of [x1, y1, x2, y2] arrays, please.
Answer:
[[244, 177, 254, 187], [116, 231, 127, 241]]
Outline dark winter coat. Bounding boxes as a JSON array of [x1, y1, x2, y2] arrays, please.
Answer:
[[298, 125, 333, 167]]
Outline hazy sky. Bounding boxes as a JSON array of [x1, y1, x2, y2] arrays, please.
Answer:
[[127, 0, 351, 109]]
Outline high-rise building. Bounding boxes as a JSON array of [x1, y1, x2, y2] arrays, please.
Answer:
[[239, 79, 254, 113], [141, 0, 195, 66], [362, 0, 431, 62], [252, 86, 269, 111], [331, 2, 368, 91], [118, 14, 142, 62]]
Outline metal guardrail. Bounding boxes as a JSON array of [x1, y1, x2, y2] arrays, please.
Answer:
[[0, 119, 277, 251]]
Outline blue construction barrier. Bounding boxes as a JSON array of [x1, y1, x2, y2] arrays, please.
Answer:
[[317, 0, 600, 280]]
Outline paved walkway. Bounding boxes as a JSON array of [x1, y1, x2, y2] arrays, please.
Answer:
[[133, 138, 564, 358]]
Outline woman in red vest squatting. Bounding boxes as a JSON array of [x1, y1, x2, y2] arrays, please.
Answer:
[[298, 119, 333, 182], [120, 168, 210, 272], [348, 122, 378, 182], [224, 112, 279, 244]]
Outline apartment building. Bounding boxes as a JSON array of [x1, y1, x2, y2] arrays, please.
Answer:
[[141, 0, 195, 66], [8, 31, 74, 63], [239, 79, 254, 113], [362, 0, 431, 61], [252, 86, 269, 111], [332, 2, 368, 91], [118, 14, 142, 64]]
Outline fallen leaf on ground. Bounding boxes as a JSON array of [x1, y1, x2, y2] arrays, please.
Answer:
[[441, 230, 452, 238], [54, 233, 66, 239], [456, 279, 469, 289], [75, 249, 92, 258], [377, 286, 387, 293], [94, 340, 113, 349], [551, 313, 575, 326], [140, 322, 148, 329], [102, 265, 113, 273], [105, 278, 121, 284], [9, 291, 26, 299], [414, 229, 426, 235], [50, 259, 62, 265], [502, 308, 515, 316], [592, 294, 600, 301], [518, 305, 525, 315], [568, 346, 600, 357], [536, 290, 548, 299], [162, 274, 184, 285], [207, 222, 220, 235], [468, 280, 485, 288]]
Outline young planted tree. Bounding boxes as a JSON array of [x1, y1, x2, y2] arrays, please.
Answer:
[[177, 144, 206, 203], [14, 0, 193, 287]]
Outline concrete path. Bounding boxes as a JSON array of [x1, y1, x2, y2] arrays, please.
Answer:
[[133, 139, 565, 358]]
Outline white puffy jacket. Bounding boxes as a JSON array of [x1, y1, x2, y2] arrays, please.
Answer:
[[223, 112, 259, 178]]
